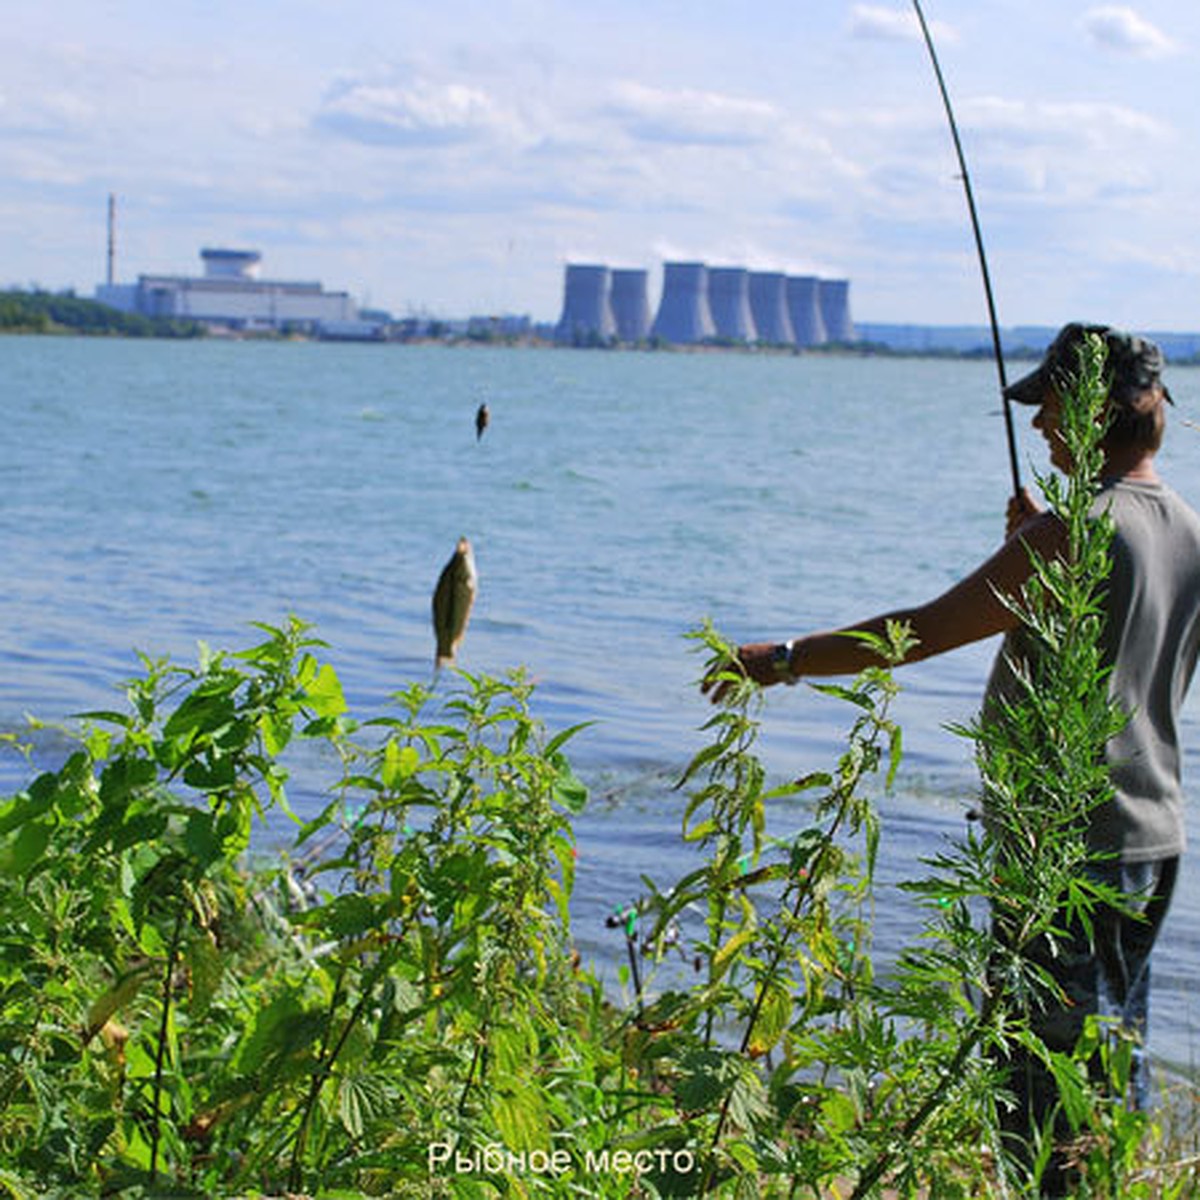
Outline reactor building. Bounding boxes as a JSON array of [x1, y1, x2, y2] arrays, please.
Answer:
[[97, 246, 373, 335], [555, 260, 854, 348]]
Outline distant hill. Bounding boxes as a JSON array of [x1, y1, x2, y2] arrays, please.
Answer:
[[0, 290, 204, 338], [856, 322, 1200, 363]]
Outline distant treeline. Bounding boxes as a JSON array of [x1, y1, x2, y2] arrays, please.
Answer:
[[0, 289, 205, 338]]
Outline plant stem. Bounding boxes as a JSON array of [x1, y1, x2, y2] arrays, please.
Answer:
[[149, 900, 187, 1183], [700, 697, 891, 1195], [849, 991, 1002, 1200], [287, 948, 394, 1192]]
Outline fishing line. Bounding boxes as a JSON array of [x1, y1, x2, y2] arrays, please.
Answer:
[[911, 0, 1022, 496]]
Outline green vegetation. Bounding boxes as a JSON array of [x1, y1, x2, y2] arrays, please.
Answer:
[[0, 336, 1196, 1196], [0, 290, 204, 337]]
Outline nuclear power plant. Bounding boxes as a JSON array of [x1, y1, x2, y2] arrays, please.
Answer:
[[555, 260, 854, 348]]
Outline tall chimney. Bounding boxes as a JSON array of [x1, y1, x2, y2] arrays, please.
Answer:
[[106, 193, 116, 287], [707, 267, 757, 342], [748, 271, 795, 346], [651, 262, 715, 345], [555, 263, 616, 345]]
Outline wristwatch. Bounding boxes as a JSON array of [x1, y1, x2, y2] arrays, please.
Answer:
[[771, 639, 797, 684]]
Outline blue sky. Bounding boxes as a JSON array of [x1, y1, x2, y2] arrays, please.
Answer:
[[3, 1, 1198, 329]]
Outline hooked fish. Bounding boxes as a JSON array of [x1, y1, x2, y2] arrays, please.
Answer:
[[475, 402, 490, 441], [432, 536, 477, 669]]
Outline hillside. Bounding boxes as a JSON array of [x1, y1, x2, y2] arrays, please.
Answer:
[[0, 289, 204, 337]]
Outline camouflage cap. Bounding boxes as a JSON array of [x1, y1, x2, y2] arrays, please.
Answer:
[[1004, 322, 1171, 407]]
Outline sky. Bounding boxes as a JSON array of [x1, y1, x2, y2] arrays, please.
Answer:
[[3, 1, 1199, 330]]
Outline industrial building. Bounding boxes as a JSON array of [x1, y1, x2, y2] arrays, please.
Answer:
[[554, 264, 617, 345], [749, 272, 794, 346], [818, 278, 856, 343], [555, 260, 854, 348], [785, 276, 826, 348], [96, 247, 379, 336], [651, 262, 716, 344], [610, 269, 652, 342], [707, 267, 756, 342]]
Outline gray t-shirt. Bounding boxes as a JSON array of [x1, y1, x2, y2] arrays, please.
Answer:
[[986, 479, 1200, 861]]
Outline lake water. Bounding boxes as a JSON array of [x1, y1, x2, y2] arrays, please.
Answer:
[[6, 334, 1200, 1074]]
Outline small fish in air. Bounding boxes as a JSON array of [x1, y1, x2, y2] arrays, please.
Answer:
[[475, 402, 490, 441], [432, 536, 477, 670]]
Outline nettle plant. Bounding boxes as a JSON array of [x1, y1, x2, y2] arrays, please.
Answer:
[[0, 622, 595, 1198]]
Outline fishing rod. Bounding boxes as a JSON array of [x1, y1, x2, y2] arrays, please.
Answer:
[[911, 0, 1022, 497]]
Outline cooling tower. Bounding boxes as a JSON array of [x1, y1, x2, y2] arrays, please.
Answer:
[[786, 275, 827, 348], [609, 268, 652, 342], [555, 263, 616, 344], [748, 272, 794, 346], [706, 267, 757, 342], [651, 262, 715, 345], [818, 278, 855, 343]]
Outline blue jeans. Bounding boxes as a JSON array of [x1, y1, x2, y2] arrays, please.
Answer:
[[995, 856, 1177, 1188]]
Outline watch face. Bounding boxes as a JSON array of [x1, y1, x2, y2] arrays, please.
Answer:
[[772, 641, 796, 682]]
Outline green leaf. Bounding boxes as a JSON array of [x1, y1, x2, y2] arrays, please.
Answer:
[[293, 892, 381, 939], [260, 711, 293, 756], [543, 720, 595, 757], [381, 739, 420, 790], [676, 741, 725, 788], [83, 962, 156, 1042], [490, 1018, 537, 1077], [490, 1083, 550, 1153], [184, 809, 219, 865], [187, 932, 224, 1019], [821, 1089, 859, 1135], [808, 682, 874, 710], [305, 663, 347, 719], [338, 1074, 366, 1139], [746, 982, 791, 1057], [8, 819, 52, 872], [551, 752, 588, 813], [712, 927, 755, 977], [674, 1049, 729, 1111], [74, 709, 135, 728], [99, 755, 158, 808], [232, 990, 313, 1076], [162, 687, 237, 742], [886, 725, 904, 788]]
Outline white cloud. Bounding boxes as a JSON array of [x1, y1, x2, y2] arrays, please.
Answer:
[[0, 89, 96, 138], [965, 96, 1170, 149], [314, 76, 521, 147], [849, 4, 956, 44], [1081, 6, 1179, 57], [604, 81, 780, 147]]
